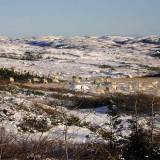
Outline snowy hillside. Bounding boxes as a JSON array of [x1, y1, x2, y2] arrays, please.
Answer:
[[0, 35, 160, 159], [0, 35, 160, 79]]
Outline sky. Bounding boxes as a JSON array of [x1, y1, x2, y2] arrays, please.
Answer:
[[0, 0, 160, 37]]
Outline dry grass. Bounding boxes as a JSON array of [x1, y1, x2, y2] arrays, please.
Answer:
[[0, 127, 119, 160], [49, 91, 160, 114], [18, 83, 69, 94], [0, 73, 160, 159], [111, 93, 160, 114], [49, 92, 111, 108]]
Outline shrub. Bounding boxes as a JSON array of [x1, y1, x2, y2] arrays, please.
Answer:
[[122, 129, 160, 160]]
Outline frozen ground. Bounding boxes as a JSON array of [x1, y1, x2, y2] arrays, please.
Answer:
[[0, 82, 159, 145], [0, 35, 160, 147], [0, 35, 160, 79]]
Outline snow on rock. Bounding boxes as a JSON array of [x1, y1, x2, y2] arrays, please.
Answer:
[[138, 35, 160, 44], [113, 115, 133, 139], [94, 106, 111, 114], [71, 84, 89, 92], [67, 109, 111, 132], [0, 121, 18, 135], [27, 125, 100, 144]]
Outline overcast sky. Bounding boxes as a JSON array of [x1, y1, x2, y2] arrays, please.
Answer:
[[0, 0, 160, 37]]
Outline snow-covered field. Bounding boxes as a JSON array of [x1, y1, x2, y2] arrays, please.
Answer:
[[0, 35, 160, 159], [0, 35, 160, 79]]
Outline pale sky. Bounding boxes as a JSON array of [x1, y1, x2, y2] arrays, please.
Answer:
[[0, 0, 160, 37]]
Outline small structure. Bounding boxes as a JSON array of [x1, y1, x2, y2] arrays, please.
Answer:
[[43, 79, 48, 84], [106, 78, 111, 83], [127, 74, 133, 78], [28, 79, 32, 84], [95, 83, 109, 95], [151, 81, 158, 88], [95, 87, 106, 95], [51, 76, 59, 83], [137, 82, 147, 92], [93, 79, 101, 85], [137, 82, 143, 91], [128, 83, 134, 93], [9, 77, 14, 83], [85, 77, 89, 81], [71, 76, 89, 92], [72, 76, 81, 84], [105, 86, 110, 93], [80, 85, 89, 92], [110, 81, 117, 92], [32, 78, 41, 83], [72, 84, 89, 92], [11, 67, 16, 73], [56, 72, 62, 76]]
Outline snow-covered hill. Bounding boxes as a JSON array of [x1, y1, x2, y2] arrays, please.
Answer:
[[0, 35, 160, 79]]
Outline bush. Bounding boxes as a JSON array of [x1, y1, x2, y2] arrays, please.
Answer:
[[122, 129, 160, 160]]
